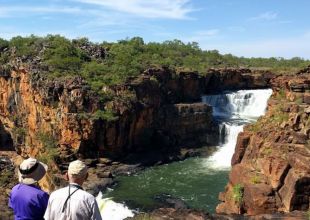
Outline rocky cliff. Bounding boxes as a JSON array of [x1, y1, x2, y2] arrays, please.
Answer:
[[216, 69, 310, 215], [0, 66, 271, 162], [0, 67, 218, 161]]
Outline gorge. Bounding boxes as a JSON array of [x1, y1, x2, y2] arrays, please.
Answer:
[[101, 89, 272, 214], [0, 37, 309, 219]]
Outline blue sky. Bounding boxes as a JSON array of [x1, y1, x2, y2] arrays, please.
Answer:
[[1, 0, 309, 58]]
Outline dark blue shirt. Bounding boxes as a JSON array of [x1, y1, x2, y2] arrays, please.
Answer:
[[9, 184, 49, 220]]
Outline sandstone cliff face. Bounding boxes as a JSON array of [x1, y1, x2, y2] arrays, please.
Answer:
[[217, 71, 310, 215], [0, 66, 272, 161], [0, 67, 228, 162]]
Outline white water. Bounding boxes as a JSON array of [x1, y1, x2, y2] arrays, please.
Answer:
[[96, 192, 134, 220], [202, 89, 272, 169]]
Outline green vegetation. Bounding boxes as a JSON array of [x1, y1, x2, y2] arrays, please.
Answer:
[[0, 168, 14, 187], [1, 35, 310, 92], [232, 183, 244, 205], [307, 209, 310, 220], [250, 174, 261, 184], [276, 88, 286, 100], [262, 146, 273, 156], [12, 127, 27, 144], [37, 131, 58, 165], [271, 108, 289, 124], [92, 109, 119, 121], [12, 127, 26, 137]]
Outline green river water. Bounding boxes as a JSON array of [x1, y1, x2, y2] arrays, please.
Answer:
[[103, 157, 229, 213]]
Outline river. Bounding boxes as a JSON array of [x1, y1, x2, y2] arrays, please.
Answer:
[[97, 89, 273, 218]]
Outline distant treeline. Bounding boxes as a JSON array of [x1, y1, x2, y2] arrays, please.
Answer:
[[0, 35, 309, 91]]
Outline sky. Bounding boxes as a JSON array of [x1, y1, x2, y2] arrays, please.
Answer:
[[0, 0, 309, 58]]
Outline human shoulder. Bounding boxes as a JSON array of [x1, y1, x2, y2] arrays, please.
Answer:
[[49, 186, 69, 198], [11, 183, 21, 191], [80, 189, 97, 201]]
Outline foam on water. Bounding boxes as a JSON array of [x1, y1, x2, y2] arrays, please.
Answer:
[[96, 192, 134, 220]]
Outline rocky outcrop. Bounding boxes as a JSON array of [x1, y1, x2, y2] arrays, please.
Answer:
[[217, 72, 310, 215], [206, 68, 273, 93]]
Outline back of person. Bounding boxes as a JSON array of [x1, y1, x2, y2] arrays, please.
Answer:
[[9, 184, 49, 220], [45, 185, 100, 220], [44, 160, 102, 220], [8, 158, 49, 220]]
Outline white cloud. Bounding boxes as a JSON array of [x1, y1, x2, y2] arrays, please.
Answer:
[[250, 11, 278, 21], [73, 0, 194, 19], [0, 6, 81, 17]]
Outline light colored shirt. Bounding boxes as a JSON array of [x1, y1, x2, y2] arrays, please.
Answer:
[[44, 184, 102, 220]]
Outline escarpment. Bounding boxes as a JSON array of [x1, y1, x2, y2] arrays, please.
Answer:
[[0, 66, 272, 162], [217, 69, 310, 215]]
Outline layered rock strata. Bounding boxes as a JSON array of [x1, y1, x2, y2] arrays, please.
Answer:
[[0, 67, 271, 161]]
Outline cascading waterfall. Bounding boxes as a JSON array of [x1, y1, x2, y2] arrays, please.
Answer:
[[202, 89, 273, 169], [99, 89, 273, 216]]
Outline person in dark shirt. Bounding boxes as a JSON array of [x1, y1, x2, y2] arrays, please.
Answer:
[[9, 158, 49, 220]]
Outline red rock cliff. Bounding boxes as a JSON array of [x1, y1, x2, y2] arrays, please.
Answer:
[[217, 71, 310, 215]]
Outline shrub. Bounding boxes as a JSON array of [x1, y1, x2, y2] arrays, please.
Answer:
[[0, 168, 14, 187], [250, 174, 261, 184], [232, 184, 244, 205], [2, 35, 310, 91], [92, 109, 119, 122], [37, 132, 58, 165]]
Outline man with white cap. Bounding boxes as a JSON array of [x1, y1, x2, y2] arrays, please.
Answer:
[[44, 160, 102, 220], [9, 157, 49, 220]]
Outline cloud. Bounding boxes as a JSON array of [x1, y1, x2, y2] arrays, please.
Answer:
[[73, 0, 194, 19], [250, 11, 278, 21], [0, 6, 81, 17]]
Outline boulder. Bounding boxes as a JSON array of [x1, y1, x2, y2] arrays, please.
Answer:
[[243, 184, 276, 215], [278, 169, 310, 211]]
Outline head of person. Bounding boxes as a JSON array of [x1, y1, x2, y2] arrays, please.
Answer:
[[18, 158, 48, 185], [67, 160, 88, 185]]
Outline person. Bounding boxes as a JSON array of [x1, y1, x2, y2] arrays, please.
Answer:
[[9, 157, 49, 220], [44, 160, 102, 220]]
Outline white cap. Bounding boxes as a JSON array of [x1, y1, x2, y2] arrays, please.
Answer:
[[68, 160, 88, 177]]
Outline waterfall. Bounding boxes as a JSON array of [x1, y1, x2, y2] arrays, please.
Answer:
[[202, 89, 272, 169]]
